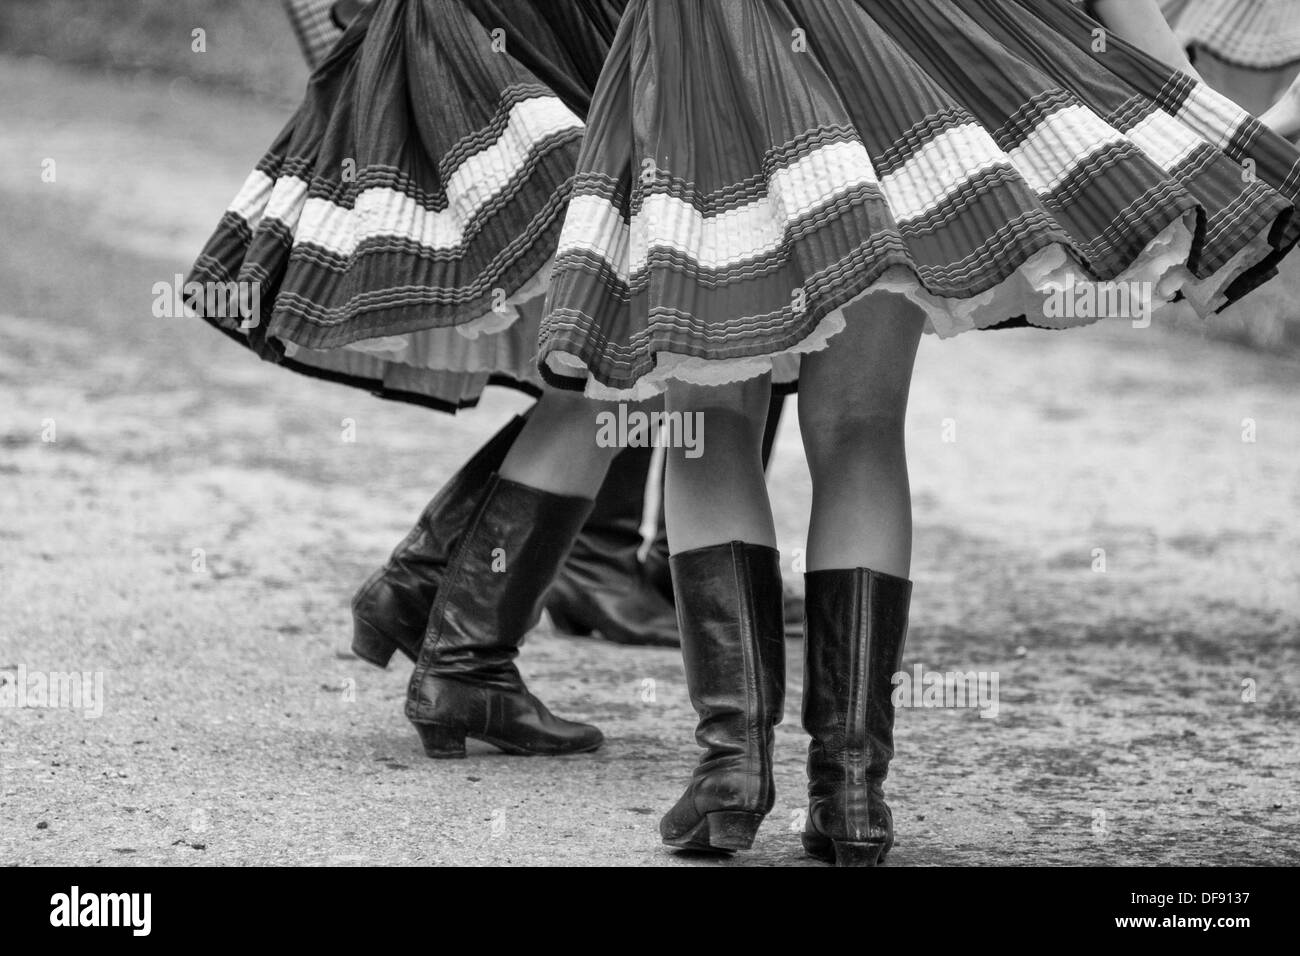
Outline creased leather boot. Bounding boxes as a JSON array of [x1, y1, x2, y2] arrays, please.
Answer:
[[350, 416, 526, 668], [660, 542, 785, 853], [404, 475, 602, 758], [545, 446, 680, 647], [802, 568, 912, 867]]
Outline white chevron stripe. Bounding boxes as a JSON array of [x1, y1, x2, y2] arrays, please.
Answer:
[[556, 94, 1245, 283], [632, 193, 785, 274], [227, 96, 582, 256], [770, 138, 879, 222], [264, 176, 310, 228], [443, 95, 581, 221], [558, 193, 632, 282], [632, 140, 881, 273], [229, 170, 276, 230], [879, 122, 1007, 221], [1125, 108, 1205, 172], [1175, 83, 1251, 150], [560, 122, 1037, 278], [1006, 104, 1126, 193]]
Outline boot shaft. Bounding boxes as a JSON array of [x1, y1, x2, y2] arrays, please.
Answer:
[[659, 542, 787, 840], [669, 542, 786, 776], [350, 414, 529, 665], [801, 568, 912, 856], [400, 415, 527, 563], [410, 475, 594, 688], [802, 569, 912, 782]]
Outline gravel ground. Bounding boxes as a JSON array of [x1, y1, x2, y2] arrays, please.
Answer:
[[1, 57, 1298, 866]]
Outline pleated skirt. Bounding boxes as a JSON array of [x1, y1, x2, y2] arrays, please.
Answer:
[[537, 0, 1300, 399], [186, 0, 623, 411]]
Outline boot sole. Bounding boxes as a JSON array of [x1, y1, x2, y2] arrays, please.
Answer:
[[412, 722, 604, 759], [802, 832, 891, 867], [663, 811, 764, 853]]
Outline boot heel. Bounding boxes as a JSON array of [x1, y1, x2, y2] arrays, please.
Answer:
[[351, 617, 400, 668], [545, 601, 594, 637], [413, 722, 467, 759], [704, 811, 764, 852], [832, 840, 887, 868]]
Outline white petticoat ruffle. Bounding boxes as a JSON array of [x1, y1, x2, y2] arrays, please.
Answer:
[[546, 212, 1282, 402]]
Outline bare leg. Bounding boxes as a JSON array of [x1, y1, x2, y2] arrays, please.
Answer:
[[1260, 72, 1300, 141], [798, 295, 925, 576], [663, 375, 775, 553], [498, 387, 624, 498]]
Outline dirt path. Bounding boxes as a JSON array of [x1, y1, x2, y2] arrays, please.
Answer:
[[1, 57, 1297, 866]]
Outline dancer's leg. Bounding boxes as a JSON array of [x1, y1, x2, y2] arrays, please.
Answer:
[[405, 386, 636, 757], [796, 294, 925, 867], [499, 388, 625, 498], [657, 376, 784, 853], [645, 388, 787, 599], [662, 375, 776, 552], [798, 296, 925, 576], [1260, 72, 1300, 141]]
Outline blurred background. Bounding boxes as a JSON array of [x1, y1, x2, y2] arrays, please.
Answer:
[[0, 0, 310, 104]]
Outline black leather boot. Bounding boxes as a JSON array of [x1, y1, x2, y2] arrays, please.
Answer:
[[545, 446, 680, 647], [802, 568, 912, 867], [405, 476, 603, 758], [660, 542, 785, 852], [350, 416, 526, 668]]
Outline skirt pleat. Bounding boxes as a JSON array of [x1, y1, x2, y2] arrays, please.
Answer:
[[539, 0, 1300, 398], [186, 0, 623, 410]]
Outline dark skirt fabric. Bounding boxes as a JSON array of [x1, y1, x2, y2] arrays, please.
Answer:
[[186, 0, 623, 411], [537, 0, 1300, 399]]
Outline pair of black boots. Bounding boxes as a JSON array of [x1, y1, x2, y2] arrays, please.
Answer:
[[660, 542, 912, 868], [349, 413, 907, 865]]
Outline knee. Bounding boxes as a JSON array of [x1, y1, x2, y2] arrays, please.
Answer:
[[668, 380, 769, 443], [802, 405, 906, 469], [656, 381, 767, 477]]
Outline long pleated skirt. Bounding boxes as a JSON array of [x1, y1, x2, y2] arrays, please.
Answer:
[[186, 0, 623, 411], [537, 0, 1300, 399]]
